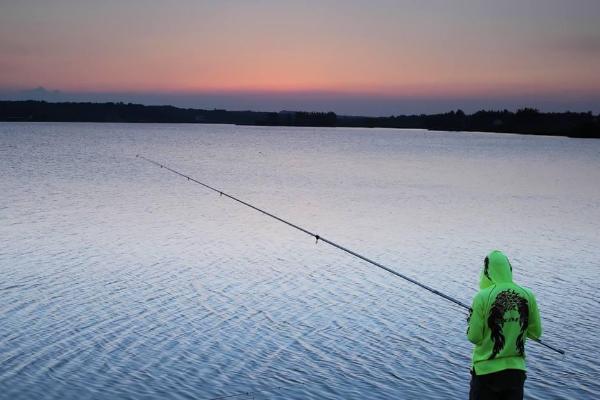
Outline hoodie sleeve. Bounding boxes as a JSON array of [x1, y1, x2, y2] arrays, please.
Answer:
[[525, 288, 542, 340], [467, 293, 485, 345]]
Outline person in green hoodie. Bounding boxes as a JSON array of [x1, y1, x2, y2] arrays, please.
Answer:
[[467, 250, 542, 400]]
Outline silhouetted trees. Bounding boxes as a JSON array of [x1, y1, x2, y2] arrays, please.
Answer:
[[292, 111, 337, 126], [0, 100, 598, 138]]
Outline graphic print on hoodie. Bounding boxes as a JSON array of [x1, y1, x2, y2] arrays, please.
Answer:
[[467, 250, 542, 375]]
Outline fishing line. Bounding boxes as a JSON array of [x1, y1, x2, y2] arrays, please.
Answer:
[[136, 154, 565, 355], [204, 381, 307, 400]]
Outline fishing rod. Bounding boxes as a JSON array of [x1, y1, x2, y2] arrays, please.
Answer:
[[136, 154, 565, 356]]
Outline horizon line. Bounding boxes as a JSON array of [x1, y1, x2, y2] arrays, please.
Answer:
[[2, 98, 598, 119], [2, 86, 599, 116]]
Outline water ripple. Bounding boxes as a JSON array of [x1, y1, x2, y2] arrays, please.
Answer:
[[1, 122, 599, 399]]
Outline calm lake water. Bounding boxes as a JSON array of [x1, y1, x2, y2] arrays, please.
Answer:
[[1, 122, 599, 399]]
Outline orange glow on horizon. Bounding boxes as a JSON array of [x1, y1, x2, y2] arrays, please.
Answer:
[[2, 1, 599, 107]]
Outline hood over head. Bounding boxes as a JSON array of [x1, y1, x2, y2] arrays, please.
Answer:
[[480, 250, 513, 289]]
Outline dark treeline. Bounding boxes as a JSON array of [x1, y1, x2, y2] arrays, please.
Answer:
[[1, 100, 598, 138]]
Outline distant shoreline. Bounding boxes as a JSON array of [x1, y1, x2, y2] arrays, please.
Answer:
[[1, 100, 598, 138]]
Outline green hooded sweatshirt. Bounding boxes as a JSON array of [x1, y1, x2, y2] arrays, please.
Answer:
[[467, 250, 542, 375]]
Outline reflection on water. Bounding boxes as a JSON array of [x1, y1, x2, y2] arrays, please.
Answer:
[[1, 123, 599, 399]]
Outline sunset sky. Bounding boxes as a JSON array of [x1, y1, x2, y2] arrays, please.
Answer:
[[1, 0, 599, 115]]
